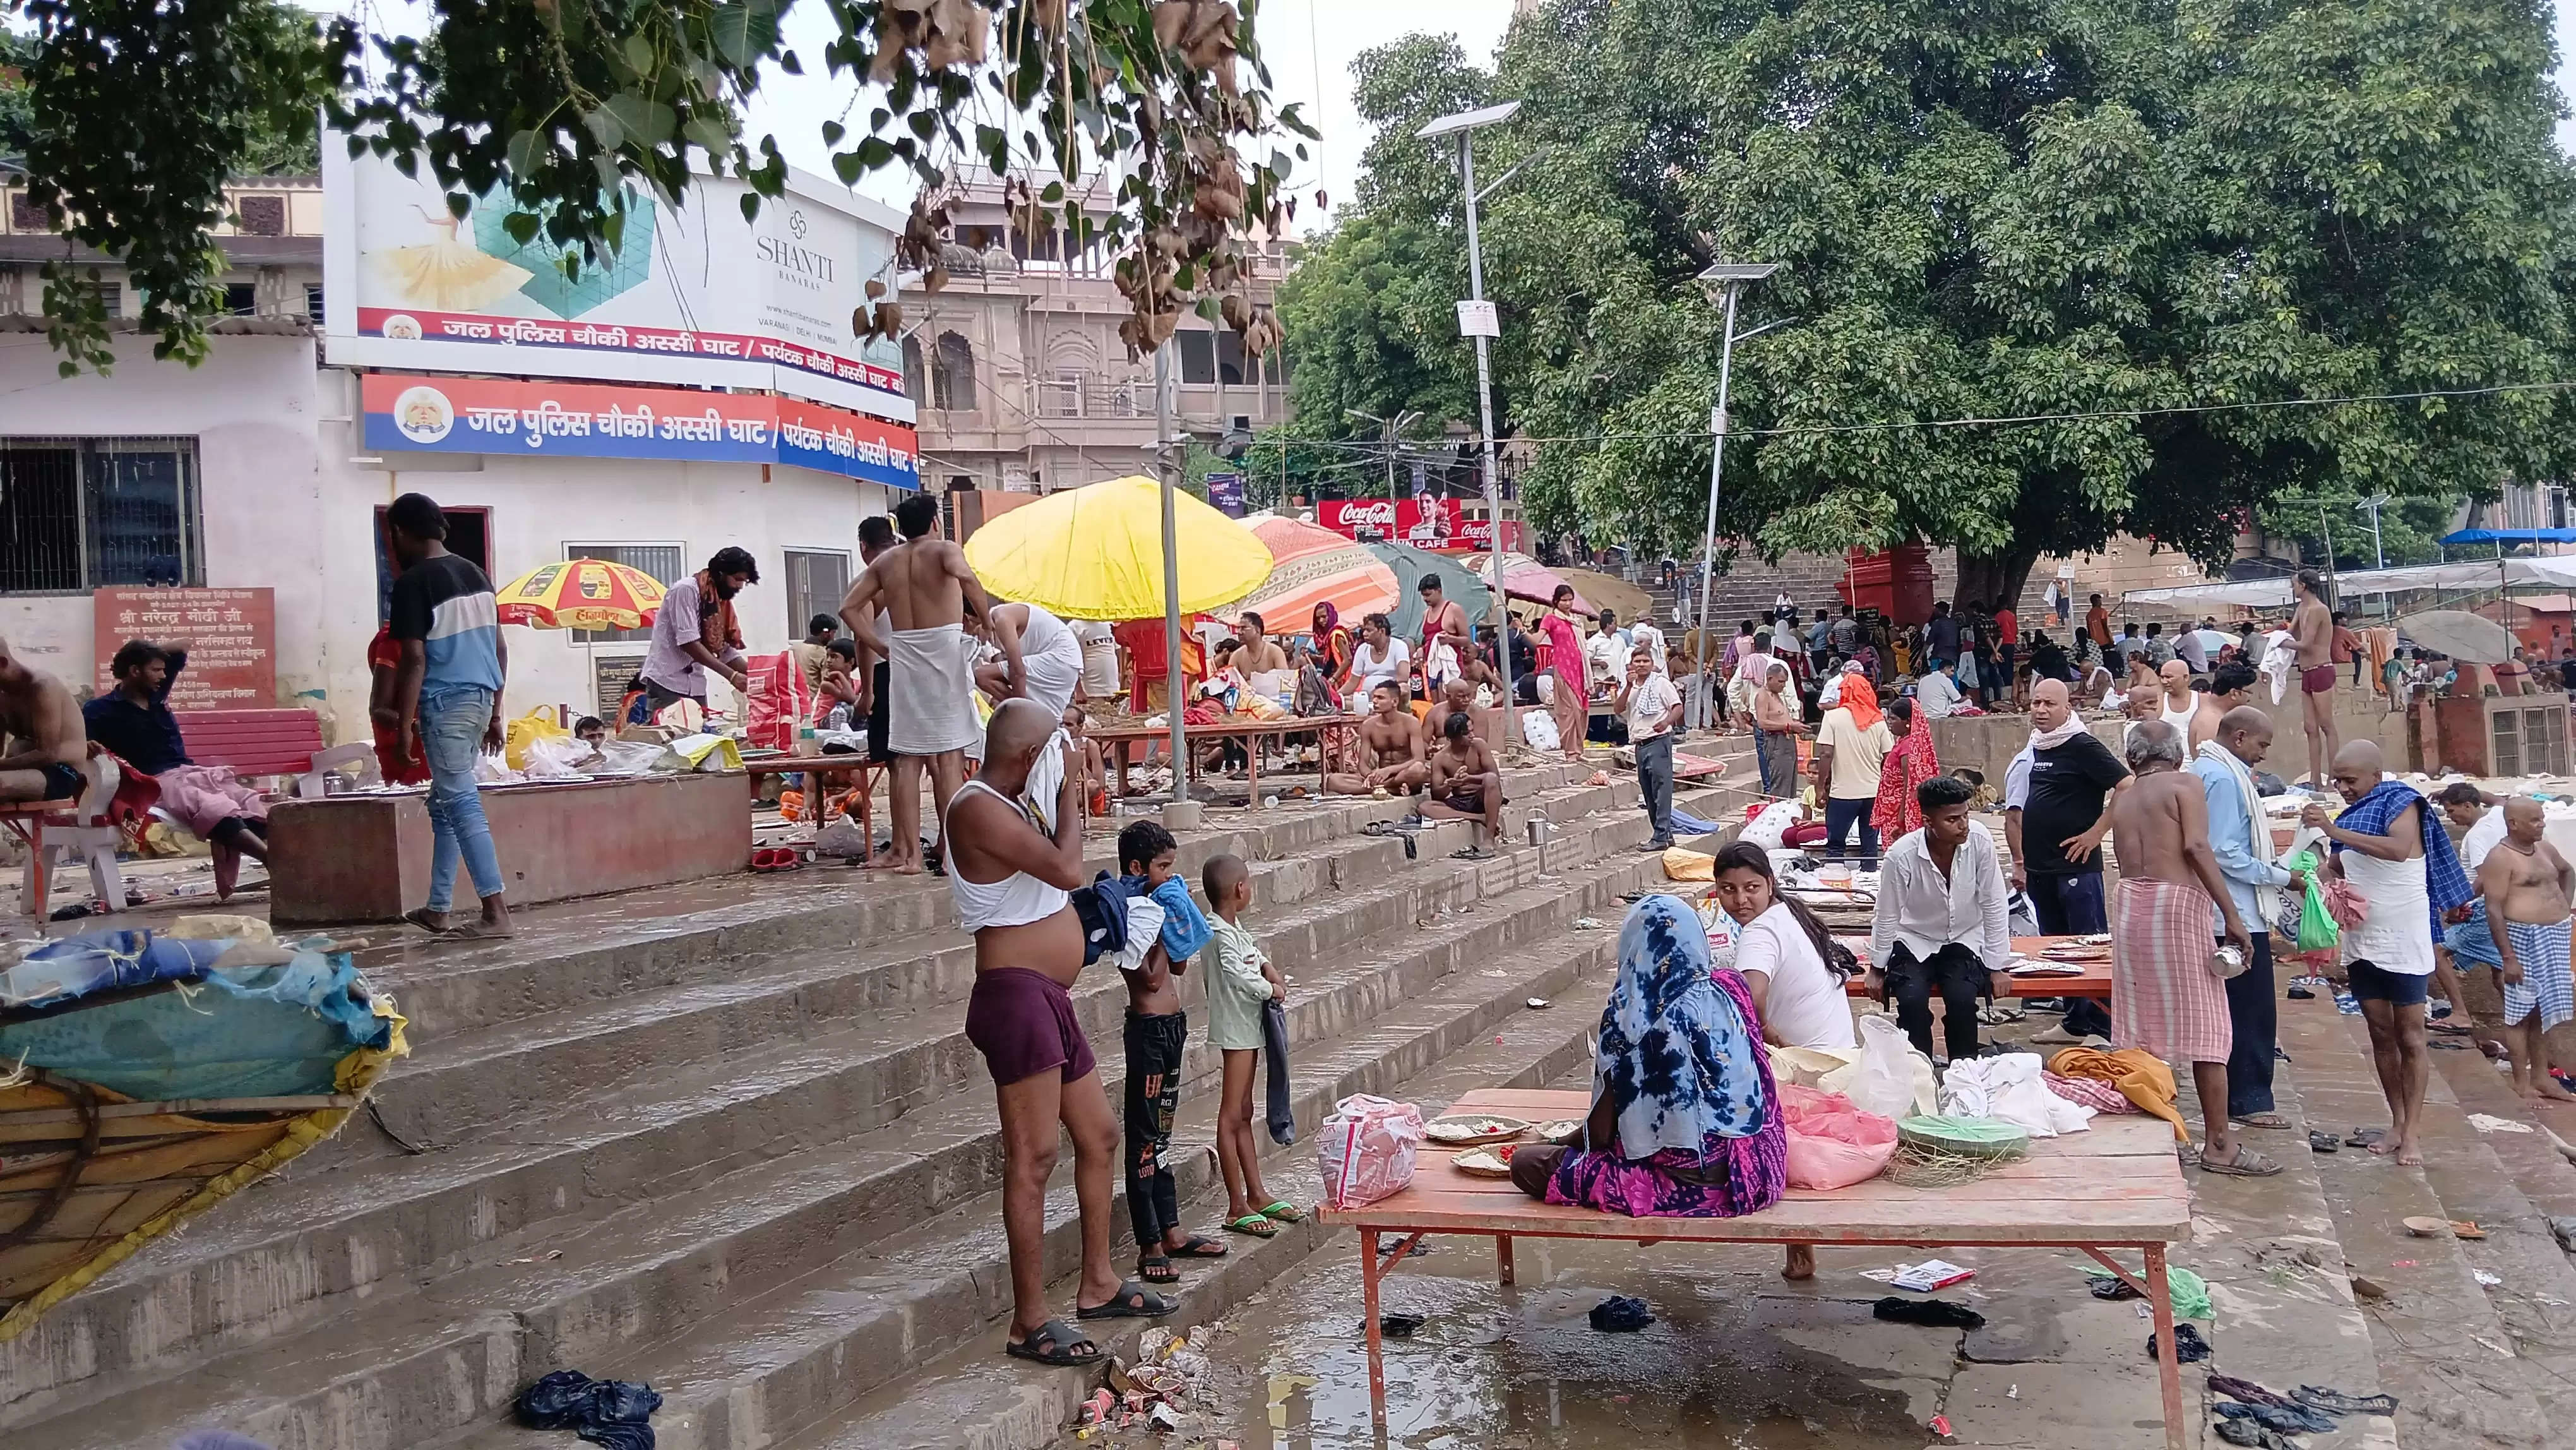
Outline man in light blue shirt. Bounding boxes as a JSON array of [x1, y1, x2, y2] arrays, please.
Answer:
[[2190, 705, 2310, 1129]]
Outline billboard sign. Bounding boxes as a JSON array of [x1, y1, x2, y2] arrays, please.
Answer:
[[361, 373, 920, 490], [323, 147, 913, 422], [1204, 471, 1244, 517], [93, 587, 276, 707], [1316, 498, 1516, 552]]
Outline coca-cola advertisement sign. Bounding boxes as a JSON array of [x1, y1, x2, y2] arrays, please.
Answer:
[[1318, 498, 1512, 551]]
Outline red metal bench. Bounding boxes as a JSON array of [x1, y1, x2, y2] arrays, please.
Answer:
[[174, 709, 374, 796]]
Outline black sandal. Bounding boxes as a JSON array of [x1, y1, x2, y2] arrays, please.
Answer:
[[1167, 1235, 1227, 1259], [1138, 1254, 1178, 1284], [1005, 1318, 1102, 1366], [1076, 1279, 1178, 1320]]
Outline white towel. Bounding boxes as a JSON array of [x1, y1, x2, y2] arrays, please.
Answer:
[[887, 623, 981, 755]]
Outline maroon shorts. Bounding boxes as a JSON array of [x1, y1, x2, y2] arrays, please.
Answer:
[[965, 967, 1097, 1086], [2301, 664, 2337, 695]]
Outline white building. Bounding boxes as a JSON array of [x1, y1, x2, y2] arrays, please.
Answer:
[[0, 164, 918, 736]]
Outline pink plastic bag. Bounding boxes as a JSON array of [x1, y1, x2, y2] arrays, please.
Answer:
[[1318, 1094, 1426, 1208], [1778, 1083, 1899, 1190]]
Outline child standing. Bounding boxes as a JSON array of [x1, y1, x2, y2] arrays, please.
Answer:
[[1203, 852, 1303, 1237], [1115, 822, 1225, 1283]]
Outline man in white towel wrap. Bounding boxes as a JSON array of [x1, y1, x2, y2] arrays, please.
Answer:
[[842, 493, 993, 874]]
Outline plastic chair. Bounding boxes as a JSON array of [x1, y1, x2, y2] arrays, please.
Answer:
[[16, 755, 128, 916]]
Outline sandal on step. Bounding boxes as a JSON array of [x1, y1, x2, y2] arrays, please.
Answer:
[[1224, 1214, 1279, 1238], [2200, 1147, 2283, 1177], [2231, 1112, 2293, 1130], [1138, 1254, 1178, 1284], [1167, 1235, 1227, 1259], [1076, 1279, 1178, 1320], [1257, 1201, 1305, 1223], [1005, 1319, 1102, 1366]]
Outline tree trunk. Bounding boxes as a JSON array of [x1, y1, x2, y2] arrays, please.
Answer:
[[1954, 548, 2043, 618]]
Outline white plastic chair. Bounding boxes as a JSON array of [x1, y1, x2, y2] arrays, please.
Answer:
[[20, 753, 127, 915]]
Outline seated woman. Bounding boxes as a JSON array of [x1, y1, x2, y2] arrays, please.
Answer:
[[1707, 841, 1860, 1278], [1510, 895, 1788, 1218]]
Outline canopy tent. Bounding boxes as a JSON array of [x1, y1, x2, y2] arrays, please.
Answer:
[[1364, 542, 1494, 640], [1464, 551, 1592, 614], [1556, 566, 1654, 623], [959, 475, 1274, 620], [2123, 556, 2576, 609], [2439, 527, 2576, 546]]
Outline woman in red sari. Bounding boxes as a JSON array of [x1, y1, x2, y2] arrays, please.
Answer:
[[1311, 601, 1357, 701], [1872, 696, 1941, 841]]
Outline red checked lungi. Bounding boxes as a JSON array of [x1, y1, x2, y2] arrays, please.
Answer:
[[2111, 877, 2233, 1065]]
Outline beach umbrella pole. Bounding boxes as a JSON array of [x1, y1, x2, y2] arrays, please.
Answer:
[[1157, 342, 1190, 803]]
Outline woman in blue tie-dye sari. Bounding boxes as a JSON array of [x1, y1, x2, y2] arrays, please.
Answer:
[[1510, 895, 1788, 1216]]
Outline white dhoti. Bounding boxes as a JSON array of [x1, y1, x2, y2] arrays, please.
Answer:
[[1017, 604, 1087, 716], [887, 623, 981, 755]]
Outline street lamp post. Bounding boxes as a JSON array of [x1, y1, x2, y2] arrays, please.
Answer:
[[1345, 407, 1422, 508], [1420, 100, 1524, 738], [2356, 492, 2392, 622], [1687, 261, 1783, 732]]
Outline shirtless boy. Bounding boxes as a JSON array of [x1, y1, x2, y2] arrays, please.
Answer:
[[2479, 796, 2576, 1101], [840, 493, 993, 873], [2290, 570, 2340, 786], [1422, 709, 1506, 854], [1324, 681, 1429, 794], [0, 637, 86, 805]]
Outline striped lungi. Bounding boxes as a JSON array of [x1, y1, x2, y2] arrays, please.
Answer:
[[2502, 916, 2575, 1033], [2111, 876, 2232, 1065]]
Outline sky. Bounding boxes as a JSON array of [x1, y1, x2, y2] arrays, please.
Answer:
[[336, 1, 2572, 225]]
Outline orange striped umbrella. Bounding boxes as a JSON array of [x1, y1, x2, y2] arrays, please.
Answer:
[[494, 558, 667, 630], [1229, 516, 1399, 631]]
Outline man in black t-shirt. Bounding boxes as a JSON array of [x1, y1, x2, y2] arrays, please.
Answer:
[[2007, 679, 2131, 1041]]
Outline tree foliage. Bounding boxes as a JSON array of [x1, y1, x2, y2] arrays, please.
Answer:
[[11, 0, 1313, 376], [1282, 0, 2576, 599]]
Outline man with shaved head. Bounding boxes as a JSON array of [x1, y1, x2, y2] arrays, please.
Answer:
[[2478, 796, 2576, 1102], [2110, 721, 2269, 1174], [947, 697, 1171, 1365], [0, 635, 86, 806], [2191, 705, 2309, 1133], [2303, 740, 2472, 1165]]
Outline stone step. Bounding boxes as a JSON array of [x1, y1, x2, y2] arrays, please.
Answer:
[[0, 776, 1644, 1420], [460, 894, 1643, 1450], [15, 838, 1671, 1450], [2423, 1017, 2576, 1219], [778, 946, 1626, 1450], [0, 772, 1713, 1446], [2280, 998, 2556, 1447]]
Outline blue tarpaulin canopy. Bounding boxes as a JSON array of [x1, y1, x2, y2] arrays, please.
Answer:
[[2438, 527, 2576, 546]]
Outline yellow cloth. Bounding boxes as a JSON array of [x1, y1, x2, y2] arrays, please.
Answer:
[[1662, 846, 1715, 880], [2049, 1045, 2187, 1142], [960, 476, 1275, 620]]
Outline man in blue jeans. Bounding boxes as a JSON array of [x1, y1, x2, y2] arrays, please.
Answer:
[[386, 492, 513, 938]]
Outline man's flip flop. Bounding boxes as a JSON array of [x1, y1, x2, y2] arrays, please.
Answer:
[[2346, 1128, 2387, 1147], [2232, 1112, 2294, 1130], [1224, 1214, 1279, 1237], [1138, 1253, 1178, 1284], [1005, 1319, 1102, 1366], [402, 907, 453, 934], [2201, 1147, 2284, 1177], [1256, 1201, 1305, 1223], [1167, 1235, 1227, 1258], [2308, 1130, 2340, 1153], [1075, 1280, 1178, 1320]]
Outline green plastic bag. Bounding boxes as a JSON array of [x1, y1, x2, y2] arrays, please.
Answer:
[[2295, 854, 2340, 954], [2087, 1264, 2214, 1321]]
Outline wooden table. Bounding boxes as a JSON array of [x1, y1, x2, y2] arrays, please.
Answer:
[[1323, 1086, 2192, 1447], [741, 755, 886, 863], [1085, 714, 1364, 804], [1840, 934, 2113, 1000]]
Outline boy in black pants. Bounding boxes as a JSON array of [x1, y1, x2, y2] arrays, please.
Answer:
[[1115, 822, 1226, 1284]]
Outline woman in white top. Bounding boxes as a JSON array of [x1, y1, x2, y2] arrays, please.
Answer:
[[1707, 839, 1858, 1282]]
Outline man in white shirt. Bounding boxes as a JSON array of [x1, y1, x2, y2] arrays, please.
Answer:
[[1348, 612, 1412, 698], [1615, 644, 1684, 850], [1873, 774, 2012, 1062], [1585, 612, 1631, 696], [1915, 657, 1965, 720], [1628, 616, 1667, 675]]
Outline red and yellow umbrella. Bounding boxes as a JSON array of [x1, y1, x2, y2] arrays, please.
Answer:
[[494, 558, 667, 630], [1227, 515, 1400, 628]]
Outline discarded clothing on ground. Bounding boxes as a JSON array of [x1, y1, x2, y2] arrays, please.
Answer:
[[1589, 1294, 1654, 1331], [1871, 1296, 1985, 1329], [2048, 1045, 2188, 1143], [2212, 1420, 2293, 1449], [2215, 1401, 2338, 1435], [2147, 1322, 2210, 1363], [2293, 1385, 2399, 1417], [515, 1369, 664, 1450], [2206, 1374, 2301, 1410]]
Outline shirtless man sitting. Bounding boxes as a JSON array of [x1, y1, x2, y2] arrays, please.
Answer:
[[1422, 676, 1478, 743], [948, 698, 1172, 1366], [2479, 796, 2576, 1102], [1421, 709, 1506, 855], [0, 637, 88, 806], [840, 493, 991, 873], [1324, 681, 1430, 795]]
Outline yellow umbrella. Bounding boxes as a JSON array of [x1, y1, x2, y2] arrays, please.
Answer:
[[492, 557, 669, 630], [961, 475, 1273, 620]]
